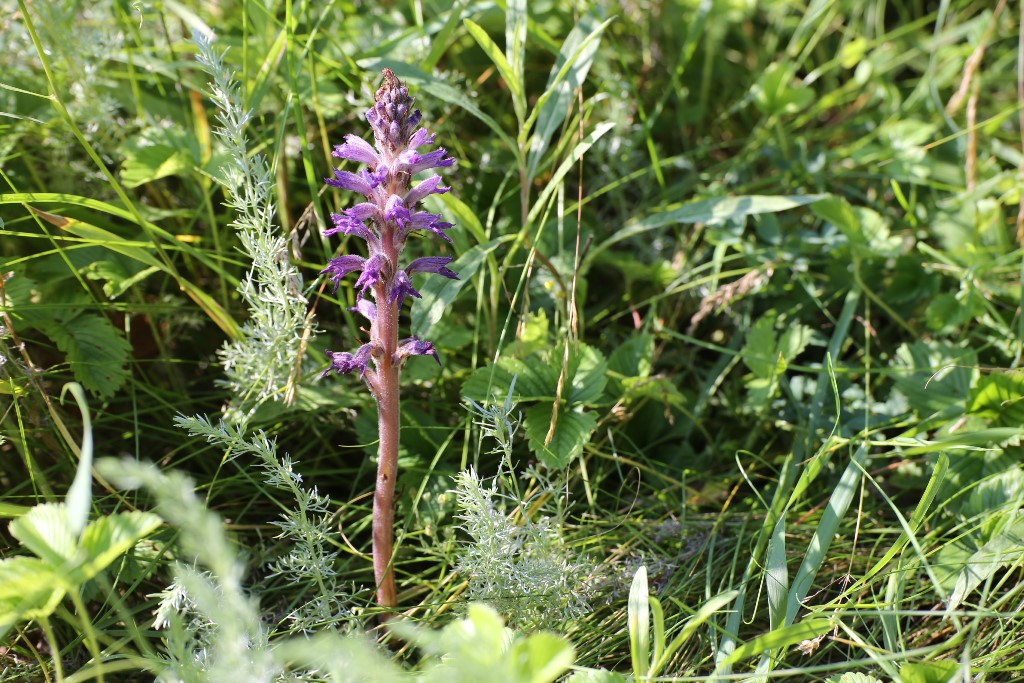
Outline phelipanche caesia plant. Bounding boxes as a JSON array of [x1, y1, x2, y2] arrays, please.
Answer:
[[320, 69, 457, 610]]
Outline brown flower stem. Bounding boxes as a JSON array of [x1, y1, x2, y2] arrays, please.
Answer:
[[373, 289, 400, 611]]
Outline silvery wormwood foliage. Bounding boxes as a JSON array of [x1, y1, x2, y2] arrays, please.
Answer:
[[193, 32, 309, 415], [173, 415, 351, 633]]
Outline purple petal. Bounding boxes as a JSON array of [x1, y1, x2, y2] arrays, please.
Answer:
[[405, 175, 449, 206], [402, 211, 454, 243], [408, 128, 436, 149], [325, 169, 373, 196], [345, 203, 379, 221], [354, 253, 387, 295], [325, 213, 373, 242], [350, 298, 377, 322], [322, 343, 374, 379], [320, 254, 366, 293], [406, 256, 458, 280], [396, 336, 440, 366], [390, 271, 422, 308], [406, 148, 456, 175], [333, 135, 380, 166], [384, 195, 411, 227]]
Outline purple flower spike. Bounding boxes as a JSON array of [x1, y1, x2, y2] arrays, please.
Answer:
[[319, 68, 459, 612], [396, 337, 440, 366], [322, 343, 374, 378]]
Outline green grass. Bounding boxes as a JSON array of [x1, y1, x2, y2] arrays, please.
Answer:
[[2, 0, 1024, 680]]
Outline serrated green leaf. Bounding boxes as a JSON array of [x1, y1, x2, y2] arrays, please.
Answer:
[[523, 405, 596, 468], [828, 673, 884, 683], [510, 631, 575, 683], [76, 511, 162, 583], [608, 335, 654, 378], [9, 503, 76, 567], [891, 341, 975, 417], [968, 371, 1024, 426], [462, 354, 560, 405], [742, 316, 779, 378], [899, 661, 960, 683], [568, 345, 607, 405], [0, 557, 66, 637], [946, 517, 1024, 613], [37, 312, 132, 399]]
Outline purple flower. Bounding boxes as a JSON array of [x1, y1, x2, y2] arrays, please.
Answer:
[[322, 343, 374, 379], [406, 256, 458, 280], [396, 337, 440, 365], [389, 271, 421, 308], [321, 255, 366, 293]]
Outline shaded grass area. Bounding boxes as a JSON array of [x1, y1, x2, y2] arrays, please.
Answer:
[[2, 0, 1024, 680]]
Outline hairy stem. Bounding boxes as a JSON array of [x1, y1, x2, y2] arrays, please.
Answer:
[[373, 291, 400, 610]]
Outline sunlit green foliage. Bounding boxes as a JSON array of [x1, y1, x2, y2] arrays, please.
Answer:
[[2, 0, 1024, 681]]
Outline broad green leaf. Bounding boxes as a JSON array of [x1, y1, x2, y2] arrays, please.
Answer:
[[608, 335, 654, 379], [76, 511, 162, 583], [594, 194, 827, 256], [0, 557, 65, 637], [523, 405, 596, 468], [120, 141, 190, 188], [411, 237, 509, 339], [946, 518, 1024, 613], [509, 631, 575, 683], [37, 312, 133, 399], [891, 341, 975, 417], [829, 674, 884, 683], [742, 316, 779, 378], [9, 503, 76, 567], [899, 661, 960, 683], [628, 565, 650, 678], [752, 62, 814, 116], [568, 345, 608, 405], [462, 354, 559, 404], [464, 20, 523, 119], [968, 371, 1024, 426]]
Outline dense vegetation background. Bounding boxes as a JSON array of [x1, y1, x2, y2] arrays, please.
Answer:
[[2, 0, 1023, 681]]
